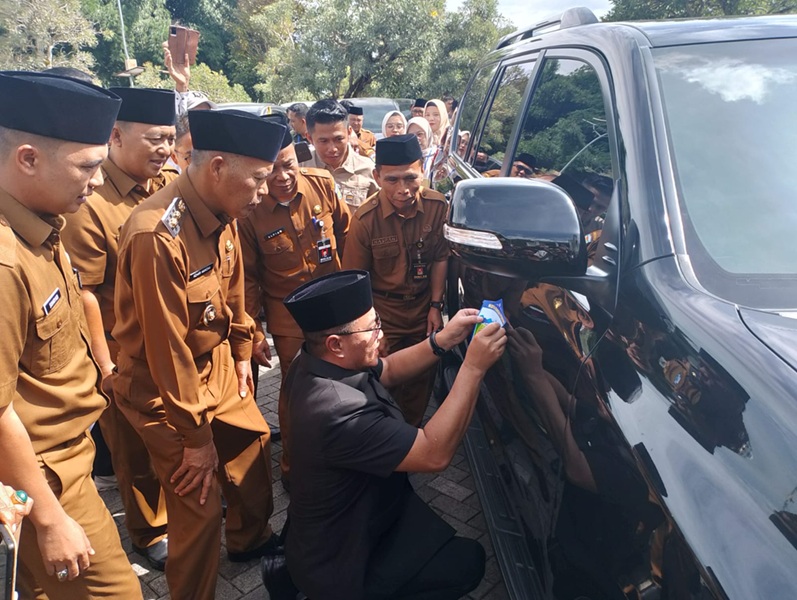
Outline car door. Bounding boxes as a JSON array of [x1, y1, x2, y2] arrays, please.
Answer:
[[448, 49, 657, 599]]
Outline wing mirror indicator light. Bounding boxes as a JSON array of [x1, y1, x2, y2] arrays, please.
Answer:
[[444, 223, 503, 250]]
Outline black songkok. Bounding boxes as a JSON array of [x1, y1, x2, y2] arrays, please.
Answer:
[[413, 98, 427, 108], [109, 87, 176, 125], [189, 109, 286, 162], [262, 113, 293, 149], [284, 270, 373, 332], [375, 134, 423, 166], [0, 71, 121, 145], [347, 105, 364, 116]]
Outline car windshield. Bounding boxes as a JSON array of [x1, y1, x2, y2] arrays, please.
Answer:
[[653, 38, 797, 309]]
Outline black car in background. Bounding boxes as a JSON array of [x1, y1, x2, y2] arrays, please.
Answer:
[[436, 8, 797, 600]]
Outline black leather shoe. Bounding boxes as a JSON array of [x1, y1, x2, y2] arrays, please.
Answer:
[[261, 553, 302, 600], [133, 537, 168, 571], [270, 425, 281, 442], [228, 533, 283, 563]]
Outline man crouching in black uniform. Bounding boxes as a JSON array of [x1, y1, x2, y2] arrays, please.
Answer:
[[276, 270, 506, 600]]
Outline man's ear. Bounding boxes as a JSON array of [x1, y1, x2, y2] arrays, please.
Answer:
[[210, 155, 225, 182], [373, 166, 381, 187], [326, 334, 345, 359], [109, 125, 124, 148], [15, 144, 39, 176]]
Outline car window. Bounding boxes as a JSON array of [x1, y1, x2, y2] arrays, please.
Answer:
[[454, 64, 499, 161], [653, 39, 797, 308], [513, 57, 615, 241], [472, 61, 536, 173]]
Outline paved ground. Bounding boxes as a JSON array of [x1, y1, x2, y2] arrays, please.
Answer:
[[100, 343, 508, 599]]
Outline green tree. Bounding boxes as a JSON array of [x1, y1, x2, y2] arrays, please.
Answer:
[[81, 0, 171, 85], [424, 0, 512, 98], [134, 60, 251, 103], [165, 0, 235, 72], [606, 0, 796, 20], [0, 0, 97, 71], [285, 0, 446, 98]]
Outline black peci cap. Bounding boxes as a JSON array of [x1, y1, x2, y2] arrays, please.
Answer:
[[262, 113, 293, 149], [413, 98, 427, 108], [347, 105, 363, 116], [375, 134, 423, 166], [0, 71, 121, 145], [284, 270, 373, 333], [109, 87, 176, 126], [189, 109, 286, 162]]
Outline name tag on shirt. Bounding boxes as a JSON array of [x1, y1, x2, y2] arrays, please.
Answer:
[[265, 228, 285, 240], [189, 263, 213, 281], [43, 288, 61, 315]]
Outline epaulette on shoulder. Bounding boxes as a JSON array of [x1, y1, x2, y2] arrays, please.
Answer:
[[354, 196, 379, 219], [421, 187, 447, 202], [0, 214, 16, 268], [299, 167, 334, 181], [160, 197, 187, 238]]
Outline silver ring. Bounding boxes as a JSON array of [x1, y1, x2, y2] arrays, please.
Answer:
[[56, 568, 68, 582]]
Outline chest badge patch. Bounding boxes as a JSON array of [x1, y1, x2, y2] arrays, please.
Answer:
[[202, 303, 217, 326]]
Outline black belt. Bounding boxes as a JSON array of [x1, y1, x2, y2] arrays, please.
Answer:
[[372, 290, 421, 301]]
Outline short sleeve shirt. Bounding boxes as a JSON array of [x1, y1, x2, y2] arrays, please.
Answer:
[[285, 349, 417, 599]]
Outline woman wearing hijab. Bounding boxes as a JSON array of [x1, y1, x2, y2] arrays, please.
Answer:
[[407, 116, 437, 183], [424, 99, 450, 146], [381, 110, 407, 138]]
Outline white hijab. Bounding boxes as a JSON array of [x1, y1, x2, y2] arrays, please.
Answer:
[[381, 110, 408, 137]]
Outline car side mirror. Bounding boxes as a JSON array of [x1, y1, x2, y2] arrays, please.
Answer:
[[444, 178, 587, 277]]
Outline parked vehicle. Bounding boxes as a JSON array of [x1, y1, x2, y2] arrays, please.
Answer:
[[345, 97, 400, 139], [216, 102, 286, 117], [438, 8, 797, 600]]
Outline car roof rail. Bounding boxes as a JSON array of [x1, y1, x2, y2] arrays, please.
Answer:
[[495, 7, 599, 49]]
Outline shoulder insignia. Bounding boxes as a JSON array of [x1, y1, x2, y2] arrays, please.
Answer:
[[0, 214, 16, 268], [334, 183, 343, 202], [301, 166, 334, 180], [421, 187, 447, 202], [354, 198, 378, 219], [161, 197, 186, 238]]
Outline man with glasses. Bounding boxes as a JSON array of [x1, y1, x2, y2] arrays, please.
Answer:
[[239, 115, 351, 489], [343, 135, 449, 426], [62, 86, 177, 571], [510, 152, 538, 179], [274, 270, 506, 600]]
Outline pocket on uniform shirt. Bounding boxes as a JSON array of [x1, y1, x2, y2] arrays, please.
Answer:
[[373, 243, 401, 273], [186, 274, 221, 328], [27, 298, 73, 375], [259, 232, 302, 272]]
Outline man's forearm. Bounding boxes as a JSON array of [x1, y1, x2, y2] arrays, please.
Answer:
[[429, 259, 446, 303], [0, 406, 66, 529], [380, 334, 440, 387], [81, 287, 114, 375]]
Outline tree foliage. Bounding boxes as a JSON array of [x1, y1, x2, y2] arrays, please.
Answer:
[[0, 0, 97, 71]]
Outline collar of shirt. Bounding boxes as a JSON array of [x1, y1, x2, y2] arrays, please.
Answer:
[[0, 187, 63, 247], [378, 188, 424, 220], [302, 346, 383, 383], [101, 158, 140, 199], [262, 172, 313, 213], [176, 172, 226, 238]]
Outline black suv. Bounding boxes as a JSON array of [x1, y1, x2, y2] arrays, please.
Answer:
[[436, 8, 797, 600]]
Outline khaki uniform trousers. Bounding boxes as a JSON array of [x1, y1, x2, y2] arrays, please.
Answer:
[[272, 335, 303, 479], [117, 342, 274, 600], [17, 434, 143, 599], [100, 338, 167, 549], [378, 295, 436, 427]]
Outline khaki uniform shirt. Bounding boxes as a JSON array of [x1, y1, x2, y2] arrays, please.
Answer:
[[303, 147, 378, 211], [62, 159, 178, 335], [239, 168, 351, 340], [356, 129, 376, 158], [342, 188, 449, 333], [0, 188, 106, 456], [113, 172, 255, 448]]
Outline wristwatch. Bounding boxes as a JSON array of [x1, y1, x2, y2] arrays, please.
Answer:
[[429, 300, 444, 310], [429, 329, 447, 357]]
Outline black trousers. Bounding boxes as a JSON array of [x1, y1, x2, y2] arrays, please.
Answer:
[[365, 536, 486, 600]]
